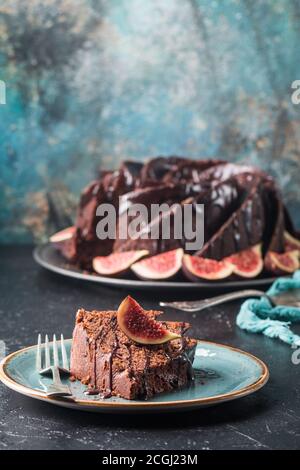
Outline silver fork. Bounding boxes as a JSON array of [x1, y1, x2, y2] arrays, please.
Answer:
[[160, 288, 300, 313], [36, 334, 72, 397], [159, 290, 273, 312]]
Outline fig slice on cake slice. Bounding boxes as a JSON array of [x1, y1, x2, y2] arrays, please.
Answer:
[[93, 250, 149, 276], [182, 255, 234, 281], [225, 244, 263, 278], [117, 296, 181, 344], [131, 248, 183, 280]]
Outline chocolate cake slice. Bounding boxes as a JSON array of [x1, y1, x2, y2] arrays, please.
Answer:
[[70, 307, 196, 400]]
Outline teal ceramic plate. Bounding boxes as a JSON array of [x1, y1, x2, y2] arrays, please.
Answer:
[[0, 340, 269, 413], [34, 244, 278, 291]]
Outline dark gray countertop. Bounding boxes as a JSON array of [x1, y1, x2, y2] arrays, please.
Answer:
[[0, 246, 299, 450]]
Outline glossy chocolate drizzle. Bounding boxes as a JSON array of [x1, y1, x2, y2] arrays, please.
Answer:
[[85, 317, 121, 398], [72, 158, 300, 271], [179, 324, 195, 383]]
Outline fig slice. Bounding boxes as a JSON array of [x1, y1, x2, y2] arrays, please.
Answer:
[[131, 248, 183, 280], [284, 231, 300, 251], [225, 244, 263, 278], [264, 250, 299, 275], [117, 296, 181, 344], [50, 226, 76, 244], [93, 250, 149, 276], [182, 255, 234, 281]]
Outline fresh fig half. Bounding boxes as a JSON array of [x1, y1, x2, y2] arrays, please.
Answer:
[[93, 250, 149, 276], [226, 244, 263, 278], [117, 296, 180, 344], [284, 231, 300, 252], [131, 248, 183, 280], [182, 255, 234, 281], [264, 250, 299, 275], [50, 226, 76, 244]]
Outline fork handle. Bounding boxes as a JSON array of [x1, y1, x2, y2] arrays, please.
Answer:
[[51, 366, 63, 386], [160, 289, 272, 312]]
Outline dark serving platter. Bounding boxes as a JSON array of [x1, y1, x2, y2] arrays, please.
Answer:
[[33, 243, 278, 292]]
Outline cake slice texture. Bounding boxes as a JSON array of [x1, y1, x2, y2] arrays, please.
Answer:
[[70, 308, 196, 400]]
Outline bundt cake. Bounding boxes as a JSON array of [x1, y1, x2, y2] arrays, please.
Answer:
[[51, 157, 300, 281]]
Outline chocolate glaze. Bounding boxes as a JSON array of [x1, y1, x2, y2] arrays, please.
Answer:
[[57, 157, 299, 269]]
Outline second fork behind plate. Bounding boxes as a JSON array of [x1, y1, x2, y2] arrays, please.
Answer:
[[160, 288, 300, 312]]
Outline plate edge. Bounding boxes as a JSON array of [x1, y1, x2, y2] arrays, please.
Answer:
[[0, 339, 269, 410]]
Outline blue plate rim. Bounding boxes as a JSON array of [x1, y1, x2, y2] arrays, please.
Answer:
[[0, 339, 269, 411]]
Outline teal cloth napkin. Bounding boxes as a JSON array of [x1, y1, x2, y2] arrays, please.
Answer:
[[236, 270, 300, 347]]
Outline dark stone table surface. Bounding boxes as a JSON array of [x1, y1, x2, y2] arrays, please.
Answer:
[[0, 246, 299, 450]]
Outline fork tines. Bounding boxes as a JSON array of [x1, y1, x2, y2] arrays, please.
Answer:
[[36, 333, 69, 374]]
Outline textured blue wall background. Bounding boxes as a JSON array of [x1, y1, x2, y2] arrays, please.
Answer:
[[0, 0, 300, 243]]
